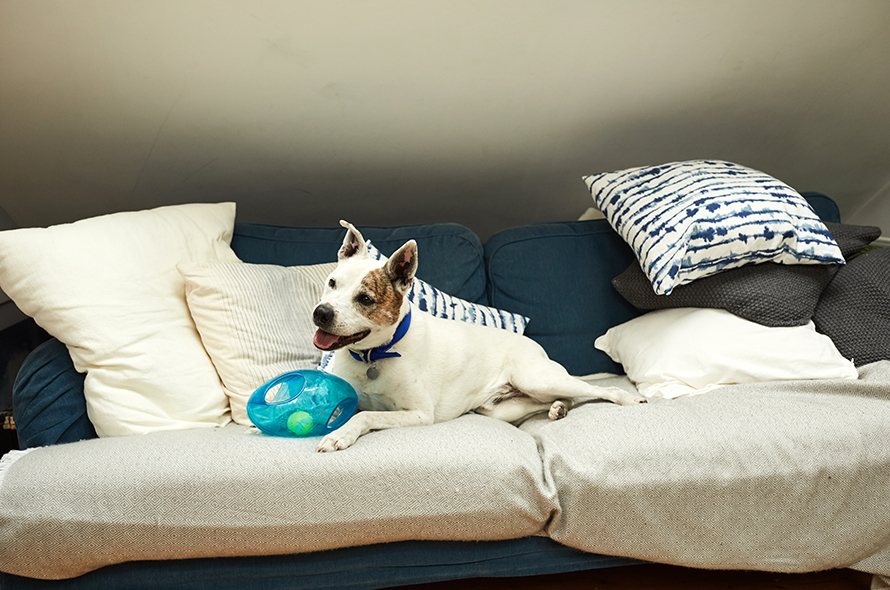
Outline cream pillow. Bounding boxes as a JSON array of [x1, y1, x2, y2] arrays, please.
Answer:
[[594, 308, 858, 399], [0, 203, 239, 436], [180, 261, 335, 425]]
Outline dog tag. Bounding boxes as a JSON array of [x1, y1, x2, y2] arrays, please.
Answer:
[[366, 365, 380, 380]]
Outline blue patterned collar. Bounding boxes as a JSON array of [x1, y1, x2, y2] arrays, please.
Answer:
[[349, 308, 412, 364]]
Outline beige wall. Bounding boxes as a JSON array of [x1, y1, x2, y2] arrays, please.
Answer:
[[1, 0, 889, 239]]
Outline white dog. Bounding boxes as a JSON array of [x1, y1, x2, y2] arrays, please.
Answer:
[[311, 221, 645, 452]]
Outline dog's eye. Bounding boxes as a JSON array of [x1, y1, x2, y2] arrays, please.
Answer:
[[357, 293, 374, 306], [328, 278, 336, 289]]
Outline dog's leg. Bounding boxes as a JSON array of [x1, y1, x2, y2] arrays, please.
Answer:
[[511, 359, 646, 407], [317, 409, 433, 452], [476, 395, 555, 423]]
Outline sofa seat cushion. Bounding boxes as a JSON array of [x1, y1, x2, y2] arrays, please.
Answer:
[[521, 363, 890, 573], [0, 416, 557, 580]]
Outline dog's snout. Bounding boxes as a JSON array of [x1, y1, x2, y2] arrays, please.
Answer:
[[313, 303, 335, 328]]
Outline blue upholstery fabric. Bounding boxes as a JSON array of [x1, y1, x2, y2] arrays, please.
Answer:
[[485, 218, 640, 376], [13, 338, 94, 449], [0, 537, 640, 590], [801, 192, 841, 224], [231, 222, 488, 304]]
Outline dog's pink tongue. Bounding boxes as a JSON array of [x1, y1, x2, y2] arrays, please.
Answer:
[[314, 329, 341, 350]]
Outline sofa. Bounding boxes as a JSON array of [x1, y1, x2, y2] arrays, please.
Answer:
[[0, 162, 889, 589]]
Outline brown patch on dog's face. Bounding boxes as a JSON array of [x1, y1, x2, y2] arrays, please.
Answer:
[[356, 268, 403, 326]]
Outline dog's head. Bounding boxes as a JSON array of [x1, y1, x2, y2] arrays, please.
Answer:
[[312, 220, 417, 351]]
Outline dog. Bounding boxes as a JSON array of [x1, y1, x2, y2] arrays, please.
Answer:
[[311, 220, 646, 452]]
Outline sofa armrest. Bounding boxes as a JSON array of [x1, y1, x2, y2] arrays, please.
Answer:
[[13, 338, 96, 448]]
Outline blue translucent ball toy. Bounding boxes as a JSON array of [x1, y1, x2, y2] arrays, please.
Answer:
[[247, 370, 358, 438]]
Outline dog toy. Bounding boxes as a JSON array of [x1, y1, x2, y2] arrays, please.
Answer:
[[247, 370, 358, 438]]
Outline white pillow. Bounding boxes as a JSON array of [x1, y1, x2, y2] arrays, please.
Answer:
[[318, 240, 530, 372], [582, 160, 845, 295], [594, 308, 858, 399], [0, 203, 240, 436], [180, 261, 335, 425]]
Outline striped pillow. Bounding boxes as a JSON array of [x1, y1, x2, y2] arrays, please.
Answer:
[[180, 261, 335, 425], [583, 160, 845, 295], [318, 240, 530, 372]]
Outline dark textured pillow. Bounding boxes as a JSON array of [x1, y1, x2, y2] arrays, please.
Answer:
[[823, 221, 883, 260], [613, 222, 882, 327], [813, 247, 890, 367], [613, 262, 837, 327]]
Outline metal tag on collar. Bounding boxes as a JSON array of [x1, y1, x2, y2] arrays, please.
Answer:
[[366, 364, 380, 380]]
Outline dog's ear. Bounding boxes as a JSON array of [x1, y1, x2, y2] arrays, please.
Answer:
[[338, 220, 368, 261], [384, 240, 418, 293]]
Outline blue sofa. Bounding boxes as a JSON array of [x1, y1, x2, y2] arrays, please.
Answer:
[[3, 193, 890, 589]]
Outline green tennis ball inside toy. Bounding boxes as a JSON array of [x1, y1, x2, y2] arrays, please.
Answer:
[[286, 411, 314, 436]]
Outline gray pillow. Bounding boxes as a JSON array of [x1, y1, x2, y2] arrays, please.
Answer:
[[612, 222, 881, 327], [813, 247, 890, 367], [823, 221, 884, 260]]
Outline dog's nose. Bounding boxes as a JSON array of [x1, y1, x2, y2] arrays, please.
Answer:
[[313, 303, 334, 327]]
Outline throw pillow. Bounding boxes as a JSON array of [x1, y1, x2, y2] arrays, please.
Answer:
[[582, 160, 844, 295], [594, 308, 858, 399], [180, 261, 336, 425], [823, 221, 883, 260], [0, 203, 239, 437], [612, 262, 835, 327], [611, 222, 880, 327], [813, 247, 890, 367], [318, 240, 530, 372]]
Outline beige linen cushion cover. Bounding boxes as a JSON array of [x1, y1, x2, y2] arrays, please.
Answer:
[[0, 415, 556, 580], [179, 261, 336, 425]]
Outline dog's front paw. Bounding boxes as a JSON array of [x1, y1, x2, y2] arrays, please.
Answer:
[[316, 427, 360, 452]]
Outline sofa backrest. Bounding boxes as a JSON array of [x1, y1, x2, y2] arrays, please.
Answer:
[[484, 219, 638, 376], [231, 222, 487, 305]]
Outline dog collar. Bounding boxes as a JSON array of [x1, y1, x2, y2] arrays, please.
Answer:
[[349, 308, 412, 376]]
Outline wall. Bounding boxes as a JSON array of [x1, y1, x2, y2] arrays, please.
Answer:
[[1, 0, 889, 240]]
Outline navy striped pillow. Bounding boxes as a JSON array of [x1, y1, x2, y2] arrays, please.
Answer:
[[583, 160, 844, 295]]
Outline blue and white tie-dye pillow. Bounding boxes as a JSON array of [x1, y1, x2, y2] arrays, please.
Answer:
[[318, 240, 530, 372], [583, 160, 844, 295]]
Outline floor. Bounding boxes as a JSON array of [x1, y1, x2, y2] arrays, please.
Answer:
[[395, 563, 876, 589]]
